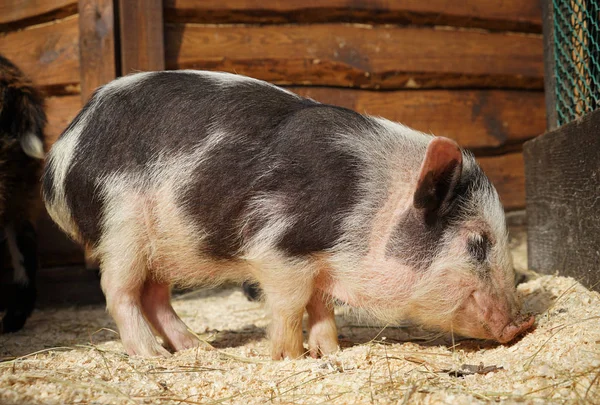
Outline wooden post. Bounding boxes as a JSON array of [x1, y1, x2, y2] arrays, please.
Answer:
[[524, 109, 600, 291], [541, 0, 558, 130], [79, 0, 117, 101], [79, 0, 118, 268], [117, 0, 165, 74]]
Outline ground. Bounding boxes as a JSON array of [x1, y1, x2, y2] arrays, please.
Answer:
[[1, 230, 599, 404]]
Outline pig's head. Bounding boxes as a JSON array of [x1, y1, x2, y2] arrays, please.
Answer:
[[364, 136, 534, 344]]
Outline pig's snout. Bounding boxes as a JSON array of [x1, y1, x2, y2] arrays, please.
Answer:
[[455, 290, 535, 344], [494, 314, 535, 343]]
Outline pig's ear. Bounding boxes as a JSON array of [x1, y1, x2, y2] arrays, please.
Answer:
[[413, 137, 462, 217]]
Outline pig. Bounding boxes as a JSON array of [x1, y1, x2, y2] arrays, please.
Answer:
[[42, 70, 534, 358], [0, 54, 45, 333]]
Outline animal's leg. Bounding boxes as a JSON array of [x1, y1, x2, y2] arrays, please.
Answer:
[[141, 280, 200, 352], [306, 291, 339, 358], [1, 221, 37, 333], [100, 253, 169, 357], [261, 275, 313, 360]]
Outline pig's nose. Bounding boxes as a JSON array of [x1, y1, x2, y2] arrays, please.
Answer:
[[497, 315, 535, 343]]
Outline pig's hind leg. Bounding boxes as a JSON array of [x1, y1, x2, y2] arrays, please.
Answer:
[[141, 281, 201, 352], [99, 239, 171, 357]]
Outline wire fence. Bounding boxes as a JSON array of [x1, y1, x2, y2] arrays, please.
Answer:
[[553, 0, 600, 126]]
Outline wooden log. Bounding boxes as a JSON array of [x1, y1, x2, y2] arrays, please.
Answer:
[[292, 88, 545, 151], [164, 0, 542, 32], [524, 110, 600, 291], [78, 0, 117, 102], [0, 15, 80, 90], [45, 95, 81, 149], [118, 0, 165, 74], [166, 24, 544, 90], [0, 0, 77, 31]]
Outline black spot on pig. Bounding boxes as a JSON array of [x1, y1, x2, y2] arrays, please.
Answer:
[[388, 157, 493, 270], [59, 72, 361, 256], [242, 281, 262, 301]]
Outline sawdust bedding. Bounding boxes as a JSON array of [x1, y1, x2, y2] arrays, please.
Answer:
[[1, 240, 599, 404]]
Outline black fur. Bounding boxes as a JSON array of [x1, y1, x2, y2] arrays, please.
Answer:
[[242, 281, 262, 302], [0, 220, 38, 333], [387, 157, 493, 271], [0, 54, 45, 333], [59, 72, 362, 257]]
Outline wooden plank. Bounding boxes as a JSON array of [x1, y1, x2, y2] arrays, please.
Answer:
[[0, 0, 77, 31], [164, 0, 542, 32], [478, 153, 524, 211], [118, 0, 165, 74], [0, 16, 79, 90], [79, 0, 117, 102], [293, 88, 545, 150], [166, 24, 544, 90], [524, 110, 600, 291], [45, 95, 81, 149]]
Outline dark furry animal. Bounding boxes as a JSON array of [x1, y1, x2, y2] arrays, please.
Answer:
[[0, 54, 45, 333]]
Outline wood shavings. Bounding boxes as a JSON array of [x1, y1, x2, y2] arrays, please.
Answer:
[[1, 238, 600, 404]]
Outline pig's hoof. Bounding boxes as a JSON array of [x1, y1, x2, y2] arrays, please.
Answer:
[[125, 341, 172, 358], [169, 332, 205, 352], [308, 340, 340, 358], [271, 347, 305, 360]]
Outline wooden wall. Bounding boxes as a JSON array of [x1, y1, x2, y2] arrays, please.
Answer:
[[0, 0, 546, 268], [163, 0, 546, 211]]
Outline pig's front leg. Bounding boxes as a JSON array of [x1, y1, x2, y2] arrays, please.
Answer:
[[263, 277, 313, 360], [306, 291, 339, 358]]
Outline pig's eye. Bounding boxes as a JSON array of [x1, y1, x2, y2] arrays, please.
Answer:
[[467, 234, 490, 263]]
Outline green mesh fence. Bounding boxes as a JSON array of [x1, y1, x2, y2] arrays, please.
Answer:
[[553, 0, 600, 126]]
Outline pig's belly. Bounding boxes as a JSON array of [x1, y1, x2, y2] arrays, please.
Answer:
[[108, 188, 252, 288]]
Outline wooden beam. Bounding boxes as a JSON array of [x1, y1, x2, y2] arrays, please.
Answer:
[[0, 15, 80, 91], [118, 0, 165, 74], [292, 88, 545, 150], [164, 0, 542, 32], [166, 23, 544, 90], [0, 0, 77, 31], [78, 0, 117, 102], [524, 110, 600, 291]]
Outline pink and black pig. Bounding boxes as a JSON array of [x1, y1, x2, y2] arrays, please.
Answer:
[[43, 71, 534, 358], [0, 54, 45, 333]]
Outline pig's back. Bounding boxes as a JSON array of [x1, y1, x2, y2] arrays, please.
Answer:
[[44, 71, 367, 261]]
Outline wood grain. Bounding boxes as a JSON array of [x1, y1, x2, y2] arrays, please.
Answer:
[[78, 0, 117, 102], [164, 0, 542, 32], [118, 0, 165, 74], [0, 15, 80, 90], [292, 88, 545, 150], [45, 95, 81, 149], [166, 24, 544, 89], [0, 0, 77, 31], [478, 152, 524, 211], [524, 110, 600, 291]]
